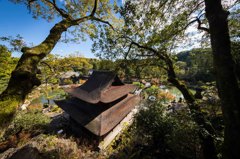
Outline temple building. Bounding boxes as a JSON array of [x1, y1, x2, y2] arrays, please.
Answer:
[[55, 71, 140, 136]]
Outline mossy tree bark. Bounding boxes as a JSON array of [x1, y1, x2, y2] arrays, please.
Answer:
[[0, 19, 75, 127], [204, 0, 240, 158], [0, 20, 73, 100]]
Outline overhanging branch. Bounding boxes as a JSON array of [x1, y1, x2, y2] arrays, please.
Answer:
[[45, 0, 73, 20], [91, 17, 115, 30], [187, 16, 210, 33], [73, 0, 114, 30], [196, 18, 210, 33]]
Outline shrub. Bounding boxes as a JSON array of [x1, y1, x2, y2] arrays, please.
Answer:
[[2, 110, 50, 139], [34, 135, 82, 159], [0, 98, 18, 129], [109, 100, 201, 159], [132, 82, 144, 89], [145, 85, 159, 96], [157, 91, 175, 102]]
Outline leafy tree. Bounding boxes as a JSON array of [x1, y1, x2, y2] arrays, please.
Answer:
[[0, 0, 117, 127], [93, 0, 240, 158], [0, 45, 18, 93], [176, 48, 214, 83]]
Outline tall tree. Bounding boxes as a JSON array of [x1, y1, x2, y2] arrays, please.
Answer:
[[204, 0, 240, 158], [0, 0, 116, 127], [93, 1, 219, 158]]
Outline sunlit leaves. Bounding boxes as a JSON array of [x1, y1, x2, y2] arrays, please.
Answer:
[[9, 0, 119, 43], [0, 45, 18, 92], [0, 34, 26, 52]]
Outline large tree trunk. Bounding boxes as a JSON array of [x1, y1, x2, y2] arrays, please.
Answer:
[[204, 1, 240, 158], [0, 19, 73, 127], [165, 57, 218, 159]]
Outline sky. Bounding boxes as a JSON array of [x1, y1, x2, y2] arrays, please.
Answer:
[[0, 0, 105, 58]]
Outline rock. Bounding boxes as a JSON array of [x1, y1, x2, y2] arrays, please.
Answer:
[[4, 145, 43, 159], [1, 134, 81, 159], [20, 100, 30, 110]]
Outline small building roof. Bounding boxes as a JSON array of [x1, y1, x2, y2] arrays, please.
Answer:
[[65, 71, 136, 103]]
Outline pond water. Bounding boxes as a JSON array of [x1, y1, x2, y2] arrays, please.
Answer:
[[31, 88, 66, 106]]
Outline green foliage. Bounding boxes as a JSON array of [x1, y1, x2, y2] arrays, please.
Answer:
[[145, 85, 159, 96], [92, 0, 202, 60], [134, 101, 173, 140], [109, 101, 201, 159], [132, 82, 144, 89], [0, 45, 18, 93], [176, 48, 214, 83], [97, 59, 116, 71], [0, 98, 18, 129], [2, 110, 50, 139], [39, 54, 94, 85], [0, 35, 26, 52], [166, 112, 200, 159]]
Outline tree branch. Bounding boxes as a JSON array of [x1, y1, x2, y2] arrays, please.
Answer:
[[185, 17, 209, 33], [73, 0, 114, 30], [40, 61, 54, 72], [124, 42, 133, 59], [196, 17, 210, 33], [114, 35, 167, 60], [90, 0, 98, 16], [135, 53, 155, 57], [45, 0, 73, 20], [91, 17, 115, 30]]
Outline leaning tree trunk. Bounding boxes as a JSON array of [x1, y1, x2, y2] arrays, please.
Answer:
[[0, 19, 74, 127], [204, 1, 240, 159], [164, 57, 218, 159], [126, 39, 218, 158]]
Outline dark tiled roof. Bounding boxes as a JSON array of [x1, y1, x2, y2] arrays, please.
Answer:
[[65, 71, 136, 103]]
